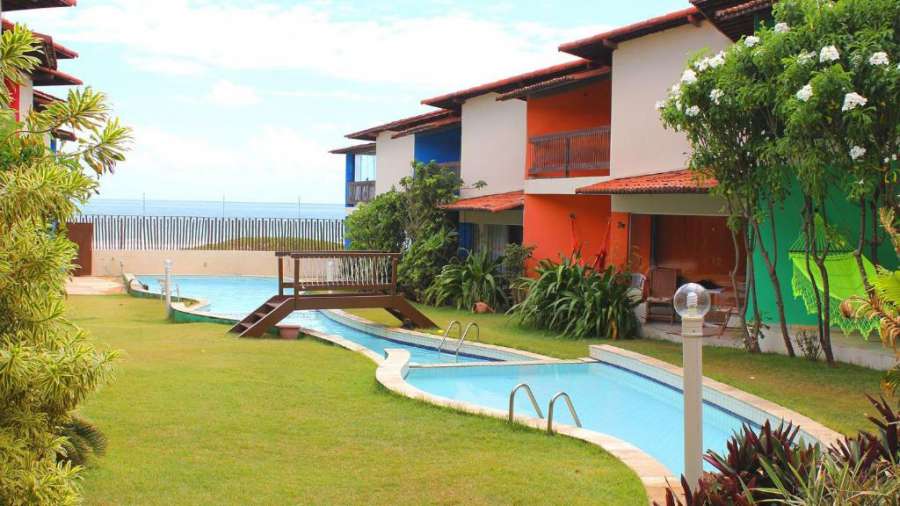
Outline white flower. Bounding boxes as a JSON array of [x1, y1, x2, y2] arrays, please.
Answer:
[[869, 52, 889, 66], [681, 69, 698, 84], [796, 84, 813, 102], [842, 92, 868, 111], [744, 36, 760, 47], [670, 83, 682, 97], [709, 88, 724, 105], [850, 145, 866, 160], [820, 45, 840, 62], [709, 51, 726, 68], [685, 105, 700, 117], [797, 51, 816, 64], [774, 23, 790, 33], [655, 100, 666, 111], [694, 57, 710, 71]]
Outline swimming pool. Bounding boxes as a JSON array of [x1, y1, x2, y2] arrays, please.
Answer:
[[136, 275, 495, 364], [406, 361, 751, 476]]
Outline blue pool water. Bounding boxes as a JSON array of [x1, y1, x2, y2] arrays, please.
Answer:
[[137, 275, 485, 364], [406, 362, 753, 476]]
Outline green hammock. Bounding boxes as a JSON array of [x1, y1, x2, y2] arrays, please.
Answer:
[[788, 217, 878, 338]]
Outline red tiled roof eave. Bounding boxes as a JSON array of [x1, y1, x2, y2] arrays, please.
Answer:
[[32, 66, 82, 86], [421, 59, 594, 110], [391, 115, 460, 139], [328, 142, 376, 155], [2, 20, 79, 60], [3, 0, 75, 10], [690, 0, 773, 41], [32, 88, 62, 110], [575, 169, 717, 195], [496, 66, 611, 102], [345, 109, 452, 141], [440, 191, 524, 213], [52, 128, 76, 142], [559, 7, 702, 60]]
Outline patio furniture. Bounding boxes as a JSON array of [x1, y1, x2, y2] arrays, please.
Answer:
[[646, 267, 677, 323]]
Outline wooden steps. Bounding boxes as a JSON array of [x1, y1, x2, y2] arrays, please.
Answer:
[[229, 295, 293, 337]]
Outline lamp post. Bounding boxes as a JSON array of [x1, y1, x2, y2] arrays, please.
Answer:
[[673, 282, 710, 487], [164, 259, 173, 318]]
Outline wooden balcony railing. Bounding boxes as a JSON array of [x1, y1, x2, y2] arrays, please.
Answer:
[[275, 250, 400, 294], [347, 180, 375, 205], [527, 126, 610, 177]]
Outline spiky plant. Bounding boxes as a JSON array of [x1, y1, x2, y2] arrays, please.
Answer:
[[57, 416, 108, 467]]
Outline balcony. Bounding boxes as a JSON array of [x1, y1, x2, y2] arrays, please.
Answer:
[[527, 126, 610, 177], [347, 180, 375, 205]]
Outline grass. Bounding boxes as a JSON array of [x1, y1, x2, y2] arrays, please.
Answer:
[[348, 305, 887, 436], [67, 295, 646, 505]]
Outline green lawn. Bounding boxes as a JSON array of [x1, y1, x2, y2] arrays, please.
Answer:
[[67, 296, 646, 505], [348, 305, 886, 436]]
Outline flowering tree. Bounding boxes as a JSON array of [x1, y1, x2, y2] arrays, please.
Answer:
[[658, 28, 793, 354], [0, 25, 131, 503]]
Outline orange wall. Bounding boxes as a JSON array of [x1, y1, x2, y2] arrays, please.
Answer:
[[522, 194, 611, 271], [527, 79, 611, 137]]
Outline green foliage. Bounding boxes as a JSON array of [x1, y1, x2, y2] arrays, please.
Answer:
[[500, 243, 534, 284], [396, 161, 464, 298], [0, 25, 130, 505], [510, 256, 639, 340], [397, 225, 457, 299], [345, 190, 407, 251], [661, 396, 900, 505], [0, 25, 41, 108], [425, 249, 507, 311]]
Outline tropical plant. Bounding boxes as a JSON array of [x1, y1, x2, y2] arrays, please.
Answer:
[[425, 249, 507, 311], [396, 161, 464, 298], [0, 24, 130, 504], [501, 243, 534, 305], [345, 189, 407, 252], [659, 396, 900, 505], [510, 256, 639, 340]]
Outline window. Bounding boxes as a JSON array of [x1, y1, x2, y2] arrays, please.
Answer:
[[354, 154, 376, 181]]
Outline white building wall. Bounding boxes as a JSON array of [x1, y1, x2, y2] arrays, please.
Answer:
[[460, 93, 526, 198], [374, 131, 414, 196], [610, 21, 730, 179], [18, 76, 34, 119]]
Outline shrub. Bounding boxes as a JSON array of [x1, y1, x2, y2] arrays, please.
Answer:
[[510, 255, 639, 340], [425, 249, 507, 311], [659, 396, 900, 505], [397, 226, 457, 300], [344, 190, 407, 252]]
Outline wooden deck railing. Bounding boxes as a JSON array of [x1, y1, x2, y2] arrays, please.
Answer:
[[275, 251, 400, 295], [346, 180, 376, 206], [527, 126, 610, 177]]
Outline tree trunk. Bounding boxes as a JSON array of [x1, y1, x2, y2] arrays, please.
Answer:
[[744, 221, 762, 353], [730, 218, 750, 347], [854, 197, 873, 294], [802, 196, 833, 364], [752, 219, 794, 356]]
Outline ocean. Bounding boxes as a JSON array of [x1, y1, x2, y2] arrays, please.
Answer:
[[80, 198, 346, 220]]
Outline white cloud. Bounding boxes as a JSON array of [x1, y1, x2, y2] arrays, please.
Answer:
[[18, 0, 608, 91], [97, 124, 342, 203], [208, 80, 260, 107], [126, 56, 207, 76]]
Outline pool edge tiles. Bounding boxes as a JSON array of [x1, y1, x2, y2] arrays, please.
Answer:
[[320, 309, 549, 363], [375, 348, 676, 505], [591, 345, 843, 448]]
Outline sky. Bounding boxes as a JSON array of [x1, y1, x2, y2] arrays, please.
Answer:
[[10, 0, 689, 205]]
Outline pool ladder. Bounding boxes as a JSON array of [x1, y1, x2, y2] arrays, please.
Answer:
[[436, 321, 479, 362], [508, 384, 582, 434]]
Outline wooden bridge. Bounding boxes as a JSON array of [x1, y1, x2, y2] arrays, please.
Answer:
[[230, 251, 436, 337]]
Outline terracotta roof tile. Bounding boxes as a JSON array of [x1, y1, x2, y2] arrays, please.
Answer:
[[575, 169, 717, 194], [690, 0, 773, 41], [441, 190, 524, 213], [421, 59, 594, 110], [496, 67, 610, 101], [4, 0, 75, 10], [391, 115, 460, 138], [328, 142, 376, 155], [345, 109, 451, 141], [559, 7, 703, 60]]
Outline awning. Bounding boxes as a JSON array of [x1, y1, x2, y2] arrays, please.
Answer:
[[575, 169, 717, 194], [441, 190, 524, 213]]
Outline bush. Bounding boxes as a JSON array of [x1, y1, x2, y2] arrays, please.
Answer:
[[397, 226, 457, 300], [425, 249, 507, 311], [344, 189, 407, 251], [510, 255, 639, 340], [660, 395, 900, 505]]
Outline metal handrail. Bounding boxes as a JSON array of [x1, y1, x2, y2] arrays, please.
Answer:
[[454, 322, 479, 360], [437, 320, 461, 354], [547, 391, 582, 433], [508, 383, 544, 422]]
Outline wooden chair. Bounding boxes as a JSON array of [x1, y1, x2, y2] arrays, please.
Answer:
[[646, 267, 678, 323]]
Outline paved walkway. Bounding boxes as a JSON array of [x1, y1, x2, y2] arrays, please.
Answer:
[[66, 276, 126, 295]]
